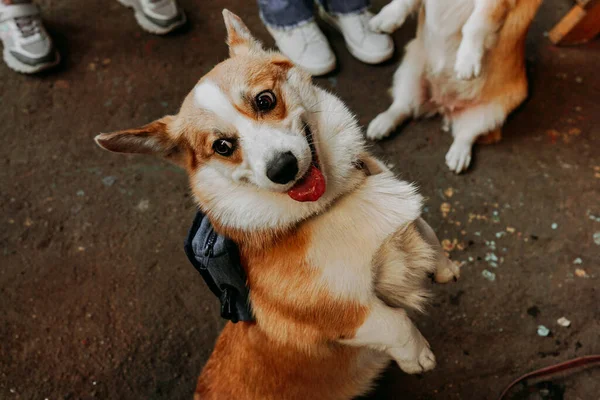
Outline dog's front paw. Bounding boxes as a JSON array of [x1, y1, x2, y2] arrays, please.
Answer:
[[394, 344, 437, 374], [445, 140, 472, 174], [454, 45, 482, 80], [367, 112, 398, 140], [369, 4, 406, 33]]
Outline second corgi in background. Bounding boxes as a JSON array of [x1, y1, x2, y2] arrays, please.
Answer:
[[367, 0, 542, 173]]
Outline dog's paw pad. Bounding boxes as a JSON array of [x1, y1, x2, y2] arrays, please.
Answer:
[[445, 141, 472, 174], [454, 47, 482, 80], [367, 113, 397, 140]]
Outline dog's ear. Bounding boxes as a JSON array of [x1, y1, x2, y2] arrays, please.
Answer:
[[222, 9, 263, 57], [95, 116, 184, 164]]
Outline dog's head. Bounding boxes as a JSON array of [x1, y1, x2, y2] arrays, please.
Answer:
[[95, 10, 366, 233]]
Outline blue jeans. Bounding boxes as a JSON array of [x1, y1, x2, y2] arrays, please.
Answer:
[[259, 0, 370, 29]]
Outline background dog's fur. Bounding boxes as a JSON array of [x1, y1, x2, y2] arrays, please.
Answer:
[[367, 0, 542, 173], [96, 10, 458, 400]]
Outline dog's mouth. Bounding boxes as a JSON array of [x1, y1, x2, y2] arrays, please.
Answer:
[[287, 126, 326, 202]]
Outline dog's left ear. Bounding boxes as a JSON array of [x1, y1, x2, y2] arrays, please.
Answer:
[[94, 116, 185, 165], [222, 9, 263, 57]]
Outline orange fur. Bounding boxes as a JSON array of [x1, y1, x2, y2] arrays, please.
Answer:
[[196, 323, 379, 400]]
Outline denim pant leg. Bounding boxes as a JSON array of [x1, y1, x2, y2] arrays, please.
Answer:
[[258, 0, 316, 29], [317, 0, 370, 15]]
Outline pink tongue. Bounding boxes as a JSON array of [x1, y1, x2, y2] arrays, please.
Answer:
[[288, 165, 326, 202]]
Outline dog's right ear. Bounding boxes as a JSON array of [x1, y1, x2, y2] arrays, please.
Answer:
[[95, 116, 183, 163], [222, 9, 263, 57]]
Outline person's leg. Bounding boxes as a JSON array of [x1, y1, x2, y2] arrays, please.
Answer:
[[0, 0, 59, 73], [317, 0, 394, 64], [318, 0, 369, 15], [258, 0, 314, 29], [258, 0, 336, 76], [118, 0, 186, 35]]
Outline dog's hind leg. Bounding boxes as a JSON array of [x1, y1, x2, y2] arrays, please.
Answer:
[[445, 101, 507, 173], [415, 218, 460, 283], [366, 38, 426, 141]]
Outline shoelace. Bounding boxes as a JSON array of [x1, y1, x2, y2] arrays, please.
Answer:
[[298, 24, 322, 44], [2, 0, 40, 39], [14, 16, 40, 39], [355, 12, 371, 36]]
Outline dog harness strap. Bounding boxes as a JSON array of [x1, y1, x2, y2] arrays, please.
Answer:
[[184, 211, 254, 322]]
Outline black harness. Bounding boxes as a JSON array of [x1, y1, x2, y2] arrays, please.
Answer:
[[184, 211, 254, 323]]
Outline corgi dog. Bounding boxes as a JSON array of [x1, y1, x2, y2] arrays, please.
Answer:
[[367, 0, 542, 173], [95, 10, 459, 400]]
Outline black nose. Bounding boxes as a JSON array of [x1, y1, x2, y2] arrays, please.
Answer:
[[266, 151, 298, 185]]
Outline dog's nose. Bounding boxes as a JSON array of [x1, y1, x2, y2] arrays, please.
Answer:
[[266, 151, 299, 185]]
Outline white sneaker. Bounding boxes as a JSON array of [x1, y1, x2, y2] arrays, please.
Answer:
[[118, 0, 186, 35], [0, 2, 59, 74], [319, 8, 393, 65], [266, 22, 336, 76]]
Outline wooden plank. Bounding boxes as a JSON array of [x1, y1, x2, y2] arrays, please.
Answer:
[[549, 2, 600, 45]]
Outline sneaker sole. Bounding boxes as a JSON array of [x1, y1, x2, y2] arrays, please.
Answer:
[[117, 0, 186, 35], [2, 47, 60, 74], [317, 7, 394, 65]]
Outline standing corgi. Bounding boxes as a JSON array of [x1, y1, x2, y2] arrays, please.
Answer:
[[367, 0, 542, 173], [95, 10, 459, 399]]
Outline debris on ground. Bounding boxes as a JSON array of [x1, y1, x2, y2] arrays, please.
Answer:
[[444, 187, 454, 198], [102, 176, 117, 187], [137, 199, 150, 212], [594, 232, 600, 246], [441, 202, 452, 218], [573, 257, 583, 265], [551, 222, 558, 230], [468, 213, 488, 223], [482, 270, 496, 281], [575, 268, 588, 278], [442, 239, 458, 252], [485, 252, 499, 268], [557, 317, 571, 327], [506, 226, 516, 233], [537, 325, 550, 337]]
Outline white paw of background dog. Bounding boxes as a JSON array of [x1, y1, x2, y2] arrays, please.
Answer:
[[367, 112, 397, 140], [368, 5, 406, 33], [445, 140, 472, 173], [454, 45, 482, 80]]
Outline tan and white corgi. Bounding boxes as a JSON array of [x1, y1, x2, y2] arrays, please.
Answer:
[[95, 10, 459, 399], [367, 0, 542, 173]]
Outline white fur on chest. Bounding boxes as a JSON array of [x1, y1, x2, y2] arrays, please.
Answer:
[[307, 172, 423, 303]]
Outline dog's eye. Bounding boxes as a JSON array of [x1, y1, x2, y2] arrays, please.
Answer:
[[255, 90, 276, 111], [213, 139, 235, 157]]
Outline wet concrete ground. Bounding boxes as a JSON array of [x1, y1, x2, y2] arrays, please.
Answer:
[[1, 0, 599, 399]]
